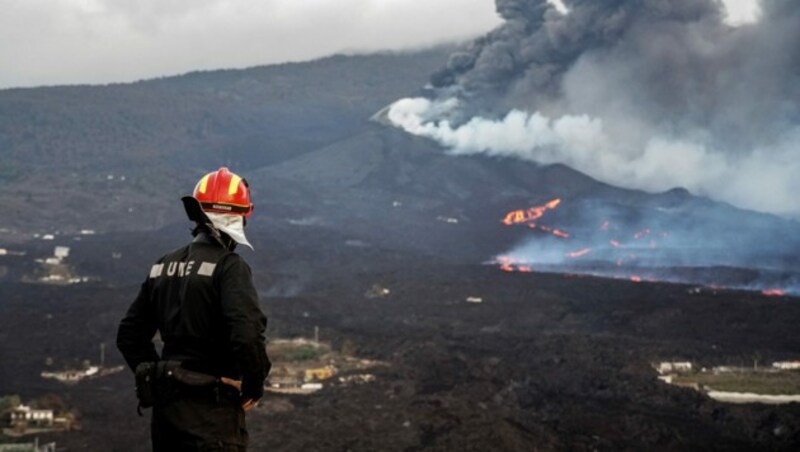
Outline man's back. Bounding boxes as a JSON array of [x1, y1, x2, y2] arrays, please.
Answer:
[[116, 167, 270, 451], [118, 235, 269, 383]]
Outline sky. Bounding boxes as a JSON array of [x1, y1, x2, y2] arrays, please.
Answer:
[[0, 0, 760, 89]]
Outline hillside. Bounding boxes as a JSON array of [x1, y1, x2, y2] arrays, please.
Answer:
[[0, 48, 452, 234]]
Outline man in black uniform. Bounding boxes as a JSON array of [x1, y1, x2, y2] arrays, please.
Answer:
[[117, 167, 270, 451]]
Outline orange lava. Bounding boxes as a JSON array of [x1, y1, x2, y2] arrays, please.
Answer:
[[502, 199, 561, 226], [497, 256, 534, 273], [566, 248, 592, 258]]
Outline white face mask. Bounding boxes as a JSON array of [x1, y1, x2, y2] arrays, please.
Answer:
[[205, 212, 253, 250]]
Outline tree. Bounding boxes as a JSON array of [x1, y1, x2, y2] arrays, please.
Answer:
[[0, 394, 21, 414], [31, 393, 68, 414]]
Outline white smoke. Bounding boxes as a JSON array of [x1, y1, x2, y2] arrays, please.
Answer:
[[387, 96, 799, 217]]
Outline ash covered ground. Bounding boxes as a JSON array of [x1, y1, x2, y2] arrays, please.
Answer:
[[2, 215, 800, 451]]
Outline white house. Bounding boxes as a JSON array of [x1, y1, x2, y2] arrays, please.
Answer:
[[656, 362, 693, 374], [53, 246, 70, 259], [772, 361, 800, 370], [8, 404, 54, 428]]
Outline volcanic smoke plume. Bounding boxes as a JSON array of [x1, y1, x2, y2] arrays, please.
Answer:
[[388, 0, 800, 217]]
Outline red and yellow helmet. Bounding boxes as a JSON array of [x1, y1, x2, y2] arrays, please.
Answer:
[[193, 167, 253, 217]]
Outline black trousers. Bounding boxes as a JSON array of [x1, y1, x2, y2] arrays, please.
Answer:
[[151, 385, 247, 451]]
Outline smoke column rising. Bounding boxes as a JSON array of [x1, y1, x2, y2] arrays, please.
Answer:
[[388, 0, 800, 217]]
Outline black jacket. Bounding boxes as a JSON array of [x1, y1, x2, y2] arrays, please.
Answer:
[[117, 233, 271, 399]]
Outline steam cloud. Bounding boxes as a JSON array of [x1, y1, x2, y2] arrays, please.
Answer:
[[388, 0, 800, 217]]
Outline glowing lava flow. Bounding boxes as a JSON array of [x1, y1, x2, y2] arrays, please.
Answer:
[[537, 225, 570, 238], [566, 248, 592, 258], [497, 255, 533, 273], [496, 201, 792, 297], [502, 199, 561, 226], [502, 198, 571, 240]]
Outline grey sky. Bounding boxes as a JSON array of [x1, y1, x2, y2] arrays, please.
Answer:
[[0, 0, 501, 89], [0, 0, 759, 89]]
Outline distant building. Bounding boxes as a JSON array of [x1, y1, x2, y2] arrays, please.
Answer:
[[0, 441, 57, 452], [41, 366, 98, 383], [304, 366, 335, 382], [655, 362, 693, 374], [7, 405, 54, 429], [772, 361, 800, 370], [365, 285, 391, 299], [436, 216, 460, 224], [269, 376, 302, 389], [53, 247, 70, 259]]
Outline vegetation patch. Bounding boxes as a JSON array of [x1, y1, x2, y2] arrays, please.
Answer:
[[673, 371, 800, 395], [269, 340, 330, 363]]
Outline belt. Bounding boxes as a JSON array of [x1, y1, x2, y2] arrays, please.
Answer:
[[159, 361, 242, 394]]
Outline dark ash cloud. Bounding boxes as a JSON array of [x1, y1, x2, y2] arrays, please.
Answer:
[[390, 0, 800, 216]]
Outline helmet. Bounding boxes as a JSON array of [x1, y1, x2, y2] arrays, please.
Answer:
[[192, 167, 253, 217]]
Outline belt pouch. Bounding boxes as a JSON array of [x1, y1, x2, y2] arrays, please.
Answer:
[[134, 362, 157, 408]]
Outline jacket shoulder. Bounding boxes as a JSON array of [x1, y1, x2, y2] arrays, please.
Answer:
[[216, 252, 252, 273], [152, 243, 191, 263]]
